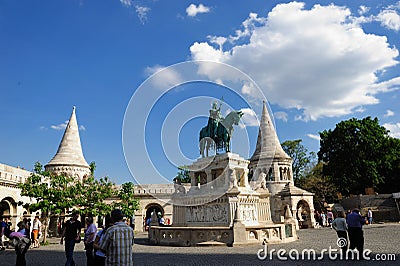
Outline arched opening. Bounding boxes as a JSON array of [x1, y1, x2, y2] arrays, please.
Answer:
[[296, 200, 311, 229], [1, 197, 18, 229], [144, 203, 164, 231], [0, 197, 17, 218], [0, 200, 11, 218]]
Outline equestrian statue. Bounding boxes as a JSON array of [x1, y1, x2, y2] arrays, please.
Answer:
[[199, 100, 243, 157]]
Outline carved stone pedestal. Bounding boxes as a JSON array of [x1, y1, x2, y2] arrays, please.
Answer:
[[149, 153, 297, 246]]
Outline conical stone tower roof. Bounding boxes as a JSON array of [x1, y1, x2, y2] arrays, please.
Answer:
[[250, 101, 290, 162], [45, 106, 90, 180]]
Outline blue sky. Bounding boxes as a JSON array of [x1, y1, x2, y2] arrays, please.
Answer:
[[1, 0, 399, 185]]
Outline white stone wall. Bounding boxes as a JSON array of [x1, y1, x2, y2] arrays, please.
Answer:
[[0, 163, 37, 228]]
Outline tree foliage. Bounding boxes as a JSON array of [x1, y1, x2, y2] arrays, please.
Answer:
[[18, 162, 77, 243], [281, 139, 316, 184], [299, 162, 338, 211], [175, 166, 190, 183], [18, 162, 141, 241], [74, 176, 116, 217], [115, 182, 140, 219], [318, 116, 400, 196]]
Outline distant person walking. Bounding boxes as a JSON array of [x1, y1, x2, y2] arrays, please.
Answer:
[[367, 208, 373, 225], [326, 210, 334, 227], [31, 216, 42, 248], [60, 211, 82, 266], [332, 211, 348, 251], [84, 216, 97, 266], [100, 209, 134, 266], [0, 217, 7, 250], [320, 211, 326, 227], [346, 209, 365, 254]]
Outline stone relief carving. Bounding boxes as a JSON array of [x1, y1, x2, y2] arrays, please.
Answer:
[[242, 204, 258, 222], [186, 204, 228, 223]]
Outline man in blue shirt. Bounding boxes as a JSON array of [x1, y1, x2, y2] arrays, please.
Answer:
[[346, 209, 365, 255]]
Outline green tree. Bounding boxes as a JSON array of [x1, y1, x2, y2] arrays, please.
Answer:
[[18, 162, 77, 243], [299, 162, 338, 210], [174, 166, 190, 183], [376, 136, 400, 193], [89, 161, 96, 176], [115, 182, 140, 219], [281, 139, 316, 185], [74, 176, 117, 217], [318, 117, 391, 196]]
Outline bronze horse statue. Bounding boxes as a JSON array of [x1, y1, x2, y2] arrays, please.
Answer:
[[199, 110, 243, 157]]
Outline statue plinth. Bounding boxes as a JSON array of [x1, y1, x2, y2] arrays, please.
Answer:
[[149, 152, 297, 246]]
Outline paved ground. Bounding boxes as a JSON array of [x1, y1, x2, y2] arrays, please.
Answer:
[[0, 223, 399, 266]]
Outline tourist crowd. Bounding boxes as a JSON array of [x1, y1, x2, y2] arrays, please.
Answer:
[[314, 207, 374, 256], [1, 208, 135, 266], [60, 209, 135, 266]]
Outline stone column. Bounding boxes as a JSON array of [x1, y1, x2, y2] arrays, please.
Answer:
[[232, 203, 247, 246], [205, 169, 212, 184], [190, 172, 196, 187]]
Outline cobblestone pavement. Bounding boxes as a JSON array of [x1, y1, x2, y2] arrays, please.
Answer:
[[0, 223, 398, 266]]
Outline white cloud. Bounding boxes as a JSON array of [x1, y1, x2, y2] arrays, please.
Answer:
[[239, 108, 259, 128], [229, 13, 266, 43], [274, 111, 288, 122], [145, 65, 183, 91], [241, 82, 263, 100], [49, 120, 85, 131], [120, 0, 132, 7], [383, 122, 400, 138], [51, 121, 68, 130], [307, 133, 321, 141], [384, 109, 395, 117], [354, 106, 366, 113], [190, 2, 400, 121], [135, 5, 150, 24], [376, 9, 400, 31], [208, 36, 227, 50], [358, 6, 370, 15], [388, 1, 400, 10], [186, 3, 210, 17]]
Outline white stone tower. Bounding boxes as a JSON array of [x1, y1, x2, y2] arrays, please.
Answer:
[[248, 101, 315, 228], [248, 101, 293, 195], [45, 106, 90, 181]]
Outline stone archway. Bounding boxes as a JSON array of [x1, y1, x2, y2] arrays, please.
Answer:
[[0, 197, 17, 217], [144, 203, 164, 231], [296, 200, 312, 229], [0, 197, 18, 227], [0, 200, 10, 218]]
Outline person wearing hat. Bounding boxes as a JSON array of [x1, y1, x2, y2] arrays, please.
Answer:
[[100, 209, 134, 266], [12, 222, 31, 266], [346, 208, 366, 255]]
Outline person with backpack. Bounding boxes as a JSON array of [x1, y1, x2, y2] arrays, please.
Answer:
[[12, 222, 31, 266]]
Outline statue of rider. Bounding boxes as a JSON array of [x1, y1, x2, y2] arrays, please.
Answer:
[[209, 101, 222, 138]]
